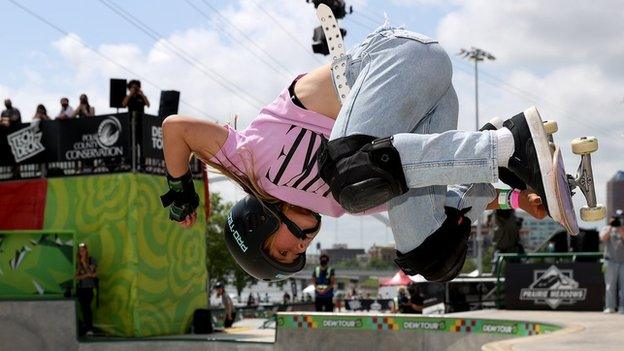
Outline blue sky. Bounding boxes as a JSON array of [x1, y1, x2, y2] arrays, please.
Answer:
[[2, 0, 622, 250]]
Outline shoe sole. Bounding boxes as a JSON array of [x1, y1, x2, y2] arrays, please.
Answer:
[[523, 106, 558, 220]]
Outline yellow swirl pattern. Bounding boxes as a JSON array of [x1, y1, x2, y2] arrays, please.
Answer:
[[44, 174, 207, 337]]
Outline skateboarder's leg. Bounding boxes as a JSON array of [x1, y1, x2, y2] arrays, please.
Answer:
[[330, 27, 507, 189], [604, 260, 619, 311]]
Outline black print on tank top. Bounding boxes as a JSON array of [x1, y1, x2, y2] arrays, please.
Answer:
[[265, 125, 331, 197]]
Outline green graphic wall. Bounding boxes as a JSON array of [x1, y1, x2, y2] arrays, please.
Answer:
[[43, 173, 207, 337], [0, 231, 75, 298]]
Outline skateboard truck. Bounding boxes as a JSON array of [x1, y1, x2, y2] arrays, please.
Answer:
[[544, 120, 606, 223], [569, 136, 606, 221]]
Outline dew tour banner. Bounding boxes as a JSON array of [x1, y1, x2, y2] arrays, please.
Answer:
[[277, 314, 561, 337], [0, 231, 75, 298], [141, 115, 165, 160], [0, 173, 208, 337], [504, 263, 604, 311]]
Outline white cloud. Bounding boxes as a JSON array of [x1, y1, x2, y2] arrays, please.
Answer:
[[438, 0, 624, 228], [5, 0, 621, 250]]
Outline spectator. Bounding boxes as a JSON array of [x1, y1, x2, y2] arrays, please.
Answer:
[[71, 94, 95, 118], [122, 79, 150, 115], [215, 282, 235, 328], [282, 291, 291, 304], [247, 292, 256, 306], [1, 99, 21, 127], [76, 242, 97, 336], [600, 215, 624, 314], [32, 104, 51, 121], [489, 209, 525, 270], [312, 254, 335, 312], [264, 292, 269, 303], [56, 97, 74, 119]]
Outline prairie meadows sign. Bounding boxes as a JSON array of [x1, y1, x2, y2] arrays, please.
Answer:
[[505, 262, 603, 311], [519, 265, 587, 309]]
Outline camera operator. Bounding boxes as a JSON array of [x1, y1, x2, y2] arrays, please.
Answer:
[[122, 80, 150, 115], [600, 212, 624, 314]]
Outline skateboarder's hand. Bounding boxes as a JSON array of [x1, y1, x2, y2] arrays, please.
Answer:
[[178, 211, 198, 228], [519, 189, 547, 219]]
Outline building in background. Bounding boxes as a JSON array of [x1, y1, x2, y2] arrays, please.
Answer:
[[607, 171, 624, 217], [515, 212, 562, 252], [321, 244, 365, 264], [368, 244, 395, 262]]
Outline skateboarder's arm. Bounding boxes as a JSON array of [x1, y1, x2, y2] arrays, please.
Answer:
[[162, 115, 228, 178], [486, 189, 546, 219]]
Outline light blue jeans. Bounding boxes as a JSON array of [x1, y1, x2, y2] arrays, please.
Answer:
[[604, 260, 624, 312], [330, 26, 499, 252]]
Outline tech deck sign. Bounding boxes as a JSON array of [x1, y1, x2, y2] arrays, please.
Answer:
[[505, 263, 604, 311]]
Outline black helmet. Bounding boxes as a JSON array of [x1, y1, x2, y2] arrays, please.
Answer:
[[224, 195, 321, 282]]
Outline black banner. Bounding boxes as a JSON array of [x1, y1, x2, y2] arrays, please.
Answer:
[[0, 122, 47, 165], [504, 262, 604, 311], [53, 114, 131, 162], [141, 114, 165, 160], [0, 115, 131, 165]]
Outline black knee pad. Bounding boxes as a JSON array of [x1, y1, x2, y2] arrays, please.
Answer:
[[317, 135, 408, 213], [394, 207, 472, 282]]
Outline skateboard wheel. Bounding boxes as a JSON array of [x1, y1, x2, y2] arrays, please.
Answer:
[[543, 120, 558, 135], [571, 136, 598, 154], [580, 204, 607, 221]]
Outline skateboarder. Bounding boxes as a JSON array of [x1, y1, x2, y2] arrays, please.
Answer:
[[160, 26, 549, 282]]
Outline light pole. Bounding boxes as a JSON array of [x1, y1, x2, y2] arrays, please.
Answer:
[[458, 47, 495, 275]]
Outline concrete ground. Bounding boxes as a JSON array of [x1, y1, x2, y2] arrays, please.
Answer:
[[3, 300, 624, 350], [452, 309, 624, 351]]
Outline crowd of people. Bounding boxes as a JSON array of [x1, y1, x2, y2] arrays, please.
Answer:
[[0, 79, 149, 129]]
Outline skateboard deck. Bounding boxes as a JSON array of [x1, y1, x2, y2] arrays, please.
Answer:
[[551, 146, 579, 235]]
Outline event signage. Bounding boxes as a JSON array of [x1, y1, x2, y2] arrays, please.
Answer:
[[141, 115, 165, 160], [7, 123, 45, 162], [0, 114, 131, 165], [277, 314, 560, 337], [57, 114, 129, 161], [504, 263, 604, 311]]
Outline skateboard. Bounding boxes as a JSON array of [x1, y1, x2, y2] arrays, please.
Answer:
[[483, 109, 607, 235], [542, 118, 606, 235]]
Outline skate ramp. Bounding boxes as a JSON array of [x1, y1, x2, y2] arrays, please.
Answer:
[[0, 300, 77, 351], [0, 300, 272, 351], [275, 312, 561, 351]]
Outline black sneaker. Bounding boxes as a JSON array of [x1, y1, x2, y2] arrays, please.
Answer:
[[502, 107, 554, 214], [480, 118, 527, 190]]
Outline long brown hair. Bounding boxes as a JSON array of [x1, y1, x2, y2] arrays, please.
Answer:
[[193, 146, 280, 205]]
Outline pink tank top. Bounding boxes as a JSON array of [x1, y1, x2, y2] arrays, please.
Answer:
[[209, 84, 386, 217]]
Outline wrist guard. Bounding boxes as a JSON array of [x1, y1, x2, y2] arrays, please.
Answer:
[[160, 171, 199, 222]]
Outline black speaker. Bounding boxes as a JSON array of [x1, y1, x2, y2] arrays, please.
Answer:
[[192, 309, 213, 334], [158, 90, 180, 118], [110, 79, 127, 108]]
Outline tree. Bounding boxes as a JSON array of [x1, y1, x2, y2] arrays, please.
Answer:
[[205, 192, 235, 293], [205, 192, 258, 298], [232, 266, 257, 300]]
